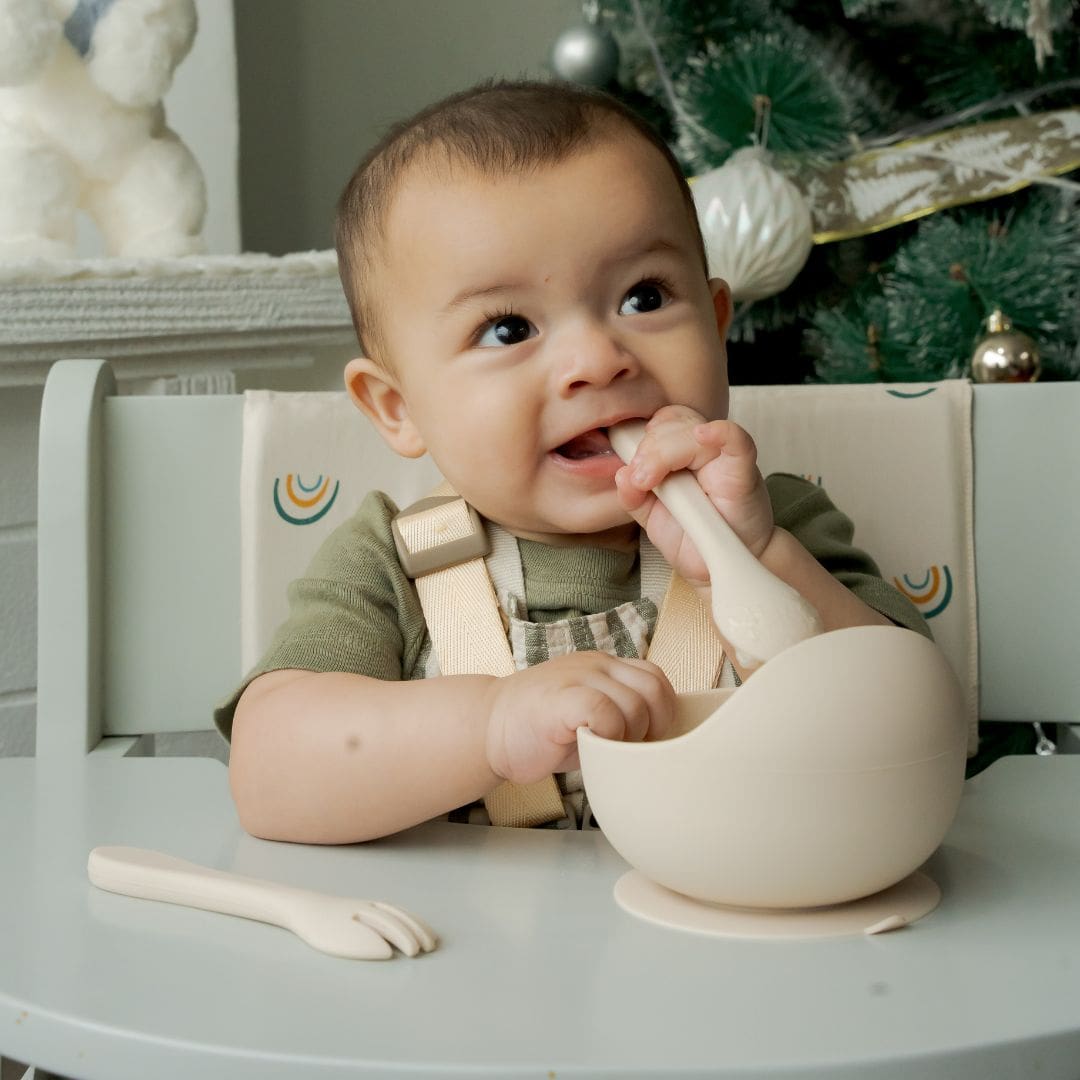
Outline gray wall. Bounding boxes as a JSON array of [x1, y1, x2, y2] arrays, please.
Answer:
[[235, 0, 582, 254]]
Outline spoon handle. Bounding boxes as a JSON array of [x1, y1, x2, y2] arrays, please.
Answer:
[[89, 845, 298, 926], [610, 420, 821, 666]]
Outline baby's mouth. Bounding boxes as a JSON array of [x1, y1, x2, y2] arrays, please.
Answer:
[[553, 428, 615, 460]]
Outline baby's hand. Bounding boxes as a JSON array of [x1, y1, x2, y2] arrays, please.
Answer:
[[614, 405, 775, 586], [484, 653, 675, 784]]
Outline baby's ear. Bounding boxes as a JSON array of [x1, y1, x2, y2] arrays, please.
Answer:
[[709, 278, 733, 337], [344, 358, 426, 459]]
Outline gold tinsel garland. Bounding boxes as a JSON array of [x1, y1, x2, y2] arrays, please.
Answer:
[[793, 108, 1080, 244]]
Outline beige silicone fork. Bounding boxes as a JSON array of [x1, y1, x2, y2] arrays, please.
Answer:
[[88, 846, 437, 960], [610, 419, 823, 668]]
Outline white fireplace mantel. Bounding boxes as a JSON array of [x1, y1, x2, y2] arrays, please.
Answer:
[[0, 251, 356, 390]]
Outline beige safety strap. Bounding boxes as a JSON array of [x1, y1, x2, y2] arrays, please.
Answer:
[[393, 491, 566, 828], [646, 570, 726, 693]]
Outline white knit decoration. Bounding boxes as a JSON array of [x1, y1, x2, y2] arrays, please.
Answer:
[[692, 147, 814, 302]]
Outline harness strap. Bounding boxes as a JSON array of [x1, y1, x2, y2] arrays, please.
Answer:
[[647, 571, 726, 693], [393, 489, 566, 828]]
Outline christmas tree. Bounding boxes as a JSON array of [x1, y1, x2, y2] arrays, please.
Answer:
[[550, 0, 1080, 384]]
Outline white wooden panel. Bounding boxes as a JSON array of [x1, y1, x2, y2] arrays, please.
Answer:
[[0, 388, 41, 526], [103, 396, 243, 736], [974, 384, 1080, 723], [0, 535, 35, 694], [0, 700, 34, 756]]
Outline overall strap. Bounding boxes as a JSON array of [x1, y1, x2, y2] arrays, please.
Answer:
[[392, 487, 565, 828]]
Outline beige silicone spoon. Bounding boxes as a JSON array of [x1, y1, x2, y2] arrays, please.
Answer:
[[88, 846, 437, 960], [610, 419, 823, 667]]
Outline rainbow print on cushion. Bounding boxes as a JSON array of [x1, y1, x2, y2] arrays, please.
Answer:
[[893, 565, 953, 619], [273, 473, 340, 525], [886, 387, 938, 399]]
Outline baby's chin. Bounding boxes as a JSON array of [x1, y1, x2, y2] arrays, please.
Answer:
[[454, 483, 636, 547], [501, 507, 639, 549]]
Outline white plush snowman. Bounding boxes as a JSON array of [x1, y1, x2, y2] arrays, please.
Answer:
[[0, 0, 206, 258]]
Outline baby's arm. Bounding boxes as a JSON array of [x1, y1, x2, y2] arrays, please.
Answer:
[[229, 652, 673, 844], [615, 406, 891, 679]]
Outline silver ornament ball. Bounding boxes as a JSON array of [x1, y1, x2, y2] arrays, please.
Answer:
[[551, 25, 619, 87], [970, 310, 1041, 383]]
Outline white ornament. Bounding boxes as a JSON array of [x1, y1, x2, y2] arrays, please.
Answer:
[[692, 147, 814, 302]]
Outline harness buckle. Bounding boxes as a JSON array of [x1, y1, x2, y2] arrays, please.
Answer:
[[391, 495, 490, 578]]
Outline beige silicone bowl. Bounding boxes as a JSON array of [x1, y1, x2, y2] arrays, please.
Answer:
[[577, 625, 968, 910]]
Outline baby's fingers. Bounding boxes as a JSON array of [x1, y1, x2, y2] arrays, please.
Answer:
[[565, 679, 655, 744], [604, 658, 677, 742], [693, 420, 758, 465], [583, 674, 654, 743], [614, 465, 654, 515], [628, 423, 704, 487]]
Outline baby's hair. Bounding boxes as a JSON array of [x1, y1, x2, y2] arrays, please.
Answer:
[[335, 78, 706, 365]]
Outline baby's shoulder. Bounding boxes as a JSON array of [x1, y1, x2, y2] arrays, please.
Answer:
[[303, 490, 402, 577]]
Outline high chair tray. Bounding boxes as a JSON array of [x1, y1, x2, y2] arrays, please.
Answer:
[[2, 754, 1079, 1080]]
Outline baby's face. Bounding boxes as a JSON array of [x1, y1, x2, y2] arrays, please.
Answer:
[[365, 133, 730, 542]]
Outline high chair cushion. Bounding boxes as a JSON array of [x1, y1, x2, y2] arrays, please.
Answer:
[[239, 390, 442, 673], [240, 381, 976, 751]]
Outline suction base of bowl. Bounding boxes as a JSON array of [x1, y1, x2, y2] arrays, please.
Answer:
[[614, 869, 941, 941]]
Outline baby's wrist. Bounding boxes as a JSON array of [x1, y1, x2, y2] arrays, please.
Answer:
[[755, 525, 789, 568], [481, 675, 516, 782], [728, 520, 774, 562]]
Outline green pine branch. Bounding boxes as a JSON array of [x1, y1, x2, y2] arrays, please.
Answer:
[[674, 29, 891, 171], [809, 188, 1080, 382]]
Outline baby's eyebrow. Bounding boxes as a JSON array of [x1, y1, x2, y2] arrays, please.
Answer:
[[440, 281, 525, 316], [599, 236, 685, 270]]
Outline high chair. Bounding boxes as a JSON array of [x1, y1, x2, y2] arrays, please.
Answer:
[[3, 357, 1078, 1080]]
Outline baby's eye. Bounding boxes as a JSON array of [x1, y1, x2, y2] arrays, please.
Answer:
[[619, 280, 670, 316], [476, 313, 537, 348]]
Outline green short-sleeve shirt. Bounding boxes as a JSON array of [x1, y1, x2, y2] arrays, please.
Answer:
[[215, 474, 929, 739]]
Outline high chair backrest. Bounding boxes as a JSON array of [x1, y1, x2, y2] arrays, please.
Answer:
[[36, 359, 1079, 756]]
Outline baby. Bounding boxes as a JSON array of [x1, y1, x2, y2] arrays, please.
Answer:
[[218, 80, 926, 843]]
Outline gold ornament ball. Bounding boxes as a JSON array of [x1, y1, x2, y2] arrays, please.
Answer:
[[970, 311, 1041, 383]]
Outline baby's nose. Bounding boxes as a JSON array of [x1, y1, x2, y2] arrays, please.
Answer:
[[558, 327, 637, 393]]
